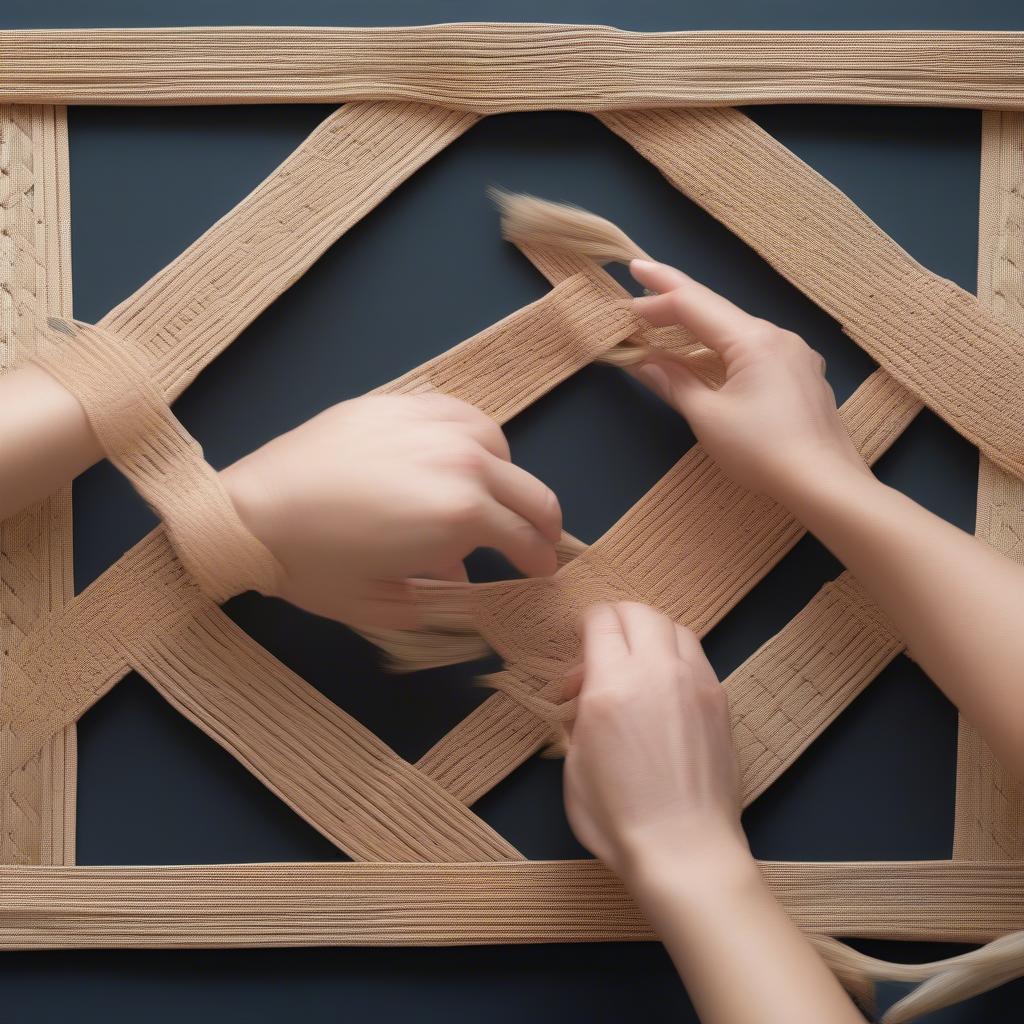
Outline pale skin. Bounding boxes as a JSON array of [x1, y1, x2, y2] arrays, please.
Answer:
[[2, 259, 1023, 1022]]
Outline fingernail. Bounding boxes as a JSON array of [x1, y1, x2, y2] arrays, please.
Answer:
[[630, 258, 658, 272], [636, 363, 671, 402]]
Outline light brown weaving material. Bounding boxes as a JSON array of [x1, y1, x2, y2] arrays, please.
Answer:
[[3, 27, 1024, 111], [1, 24, 1023, 1019], [0, 860, 1021, 949], [600, 106, 1024, 482], [0, 103, 75, 867], [34, 319, 280, 602], [0, 272, 641, 788], [954, 109, 1024, 862]]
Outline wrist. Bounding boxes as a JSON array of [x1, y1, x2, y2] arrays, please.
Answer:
[[626, 831, 763, 925], [772, 452, 879, 519], [221, 455, 284, 596], [619, 820, 757, 903]]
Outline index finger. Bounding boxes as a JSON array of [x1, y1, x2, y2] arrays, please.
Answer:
[[631, 259, 759, 359]]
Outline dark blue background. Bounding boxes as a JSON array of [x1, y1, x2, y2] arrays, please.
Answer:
[[3, 1, 1023, 1021]]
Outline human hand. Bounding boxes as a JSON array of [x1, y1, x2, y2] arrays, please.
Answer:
[[562, 602, 749, 883], [629, 260, 870, 505], [223, 393, 561, 629]]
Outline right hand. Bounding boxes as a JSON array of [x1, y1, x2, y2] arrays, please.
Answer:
[[223, 392, 561, 629], [562, 602, 749, 882], [629, 260, 870, 504]]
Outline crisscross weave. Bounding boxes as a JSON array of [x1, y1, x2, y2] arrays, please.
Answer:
[[1, 24, 1023, 1022]]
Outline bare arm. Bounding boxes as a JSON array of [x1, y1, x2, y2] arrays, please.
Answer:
[[0, 363, 101, 520], [629, 259, 1024, 779], [565, 603, 863, 1024]]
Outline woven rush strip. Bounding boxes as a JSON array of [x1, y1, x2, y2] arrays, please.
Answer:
[[418, 238, 920, 803], [2, 529, 518, 862], [0, 103, 76, 867], [34, 319, 279, 602], [416, 156, 962, 799], [381, 272, 642, 420], [3, 26, 1024, 111], [417, 570, 903, 809], [100, 101, 478, 400], [600, 106, 1024, 483], [0, 101, 485, 859], [0, 860, 1020, 949], [954, 109, 1024, 861], [0, 278, 640, 857]]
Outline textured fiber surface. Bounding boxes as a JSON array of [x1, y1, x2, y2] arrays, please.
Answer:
[[0, 17, 1022, 1023]]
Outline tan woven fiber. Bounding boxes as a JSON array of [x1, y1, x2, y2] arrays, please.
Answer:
[[0, 104, 76, 867], [1, 23, 1023, 1017], [953, 110, 1024, 861], [0, 273, 642, 791], [0, 860, 1021, 949], [600, 106, 1024, 482], [34, 320, 281, 602], [3, 27, 1024, 111]]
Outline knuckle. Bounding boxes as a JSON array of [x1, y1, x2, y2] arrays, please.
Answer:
[[438, 437, 487, 476], [484, 420, 511, 457], [439, 487, 485, 528], [582, 686, 627, 719], [745, 320, 784, 346], [674, 624, 702, 658]]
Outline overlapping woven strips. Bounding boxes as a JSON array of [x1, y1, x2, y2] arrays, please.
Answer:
[[3, 26, 1024, 111], [1, 22, 1023, 1021], [0, 103, 75, 867], [33, 318, 280, 601]]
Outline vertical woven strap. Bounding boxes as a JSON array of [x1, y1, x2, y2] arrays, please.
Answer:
[[0, 103, 75, 866], [953, 109, 1024, 860], [599, 106, 1024, 482]]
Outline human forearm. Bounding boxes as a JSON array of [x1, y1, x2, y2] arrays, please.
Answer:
[[628, 259, 1024, 780], [626, 843, 862, 1024], [782, 463, 1024, 775], [0, 364, 102, 520]]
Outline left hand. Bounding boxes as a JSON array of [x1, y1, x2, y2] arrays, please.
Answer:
[[223, 392, 562, 629]]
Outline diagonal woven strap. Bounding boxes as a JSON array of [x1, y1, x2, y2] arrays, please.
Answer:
[[600, 106, 1024, 483], [2, 531, 519, 862], [1, 277, 640, 858]]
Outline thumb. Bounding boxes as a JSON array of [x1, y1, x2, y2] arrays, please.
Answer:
[[633, 355, 711, 419]]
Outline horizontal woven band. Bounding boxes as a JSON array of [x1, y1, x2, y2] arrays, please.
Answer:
[[2, 26, 1024, 110], [0, 859, 1020, 948]]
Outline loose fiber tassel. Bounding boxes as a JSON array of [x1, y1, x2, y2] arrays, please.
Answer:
[[359, 580, 489, 672], [492, 190, 722, 375], [805, 931, 1024, 1023], [491, 188, 649, 265]]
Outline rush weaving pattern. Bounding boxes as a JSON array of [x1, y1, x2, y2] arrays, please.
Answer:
[[1, 24, 1023, 1023]]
